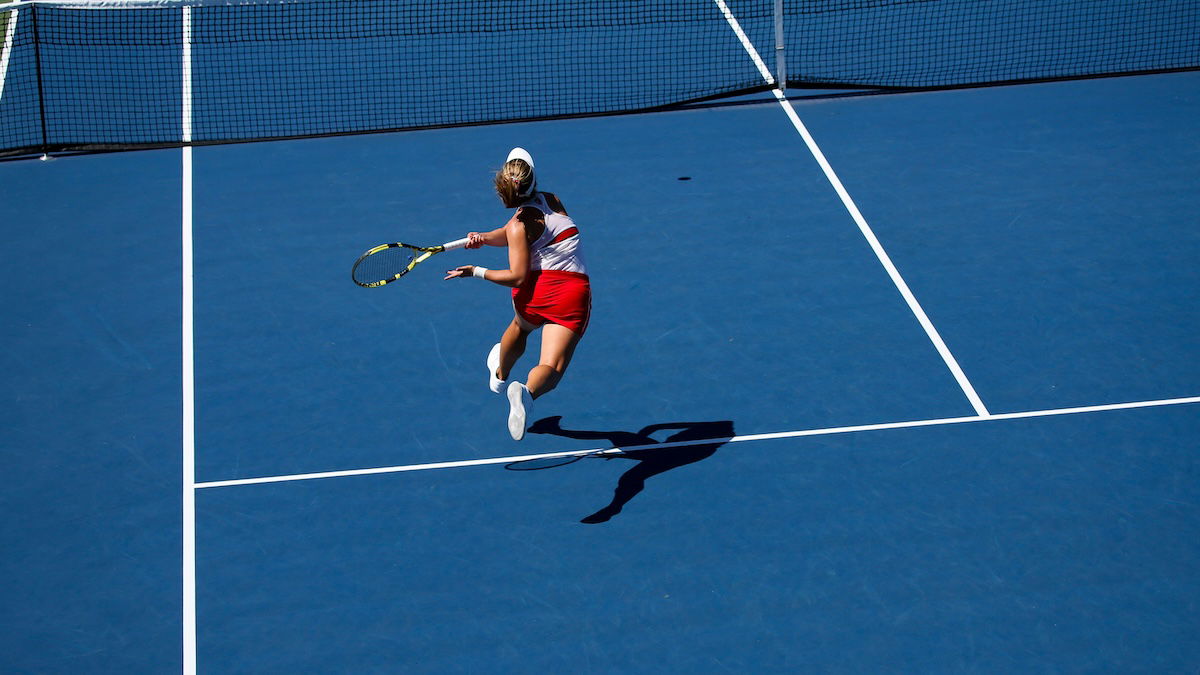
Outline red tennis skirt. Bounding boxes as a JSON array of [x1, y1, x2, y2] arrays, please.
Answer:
[[512, 270, 592, 335]]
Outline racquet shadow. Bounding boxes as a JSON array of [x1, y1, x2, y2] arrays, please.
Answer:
[[527, 416, 735, 524]]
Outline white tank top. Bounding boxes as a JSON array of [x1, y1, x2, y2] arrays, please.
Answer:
[[519, 192, 587, 276]]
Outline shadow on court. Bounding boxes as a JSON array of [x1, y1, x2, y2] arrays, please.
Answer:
[[527, 417, 735, 524]]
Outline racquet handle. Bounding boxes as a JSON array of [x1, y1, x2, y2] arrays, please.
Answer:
[[441, 237, 471, 251]]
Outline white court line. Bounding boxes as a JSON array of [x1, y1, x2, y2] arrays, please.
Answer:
[[194, 396, 1200, 489], [181, 145, 196, 675], [180, 6, 196, 675], [0, 7, 17, 104], [711, 2, 991, 418]]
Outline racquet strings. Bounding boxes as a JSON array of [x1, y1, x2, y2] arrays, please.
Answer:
[[354, 246, 415, 285]]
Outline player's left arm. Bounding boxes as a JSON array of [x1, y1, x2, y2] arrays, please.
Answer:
[[542, 192, 568, 216]]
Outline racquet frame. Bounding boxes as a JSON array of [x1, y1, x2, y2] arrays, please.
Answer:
[[351, 237, 470, 287]]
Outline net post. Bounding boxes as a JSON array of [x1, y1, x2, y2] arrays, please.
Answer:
[[773, 0, 786, 90]]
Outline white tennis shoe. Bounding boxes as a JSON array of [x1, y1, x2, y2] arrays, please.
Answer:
[[507, 381, 533, 441], [487, 343, 505, 394]]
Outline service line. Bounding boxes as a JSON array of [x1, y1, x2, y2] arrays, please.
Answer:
[[196, 396, 1200, 490]]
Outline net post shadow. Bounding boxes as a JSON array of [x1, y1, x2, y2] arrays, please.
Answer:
[[527, 417, 735, 524]]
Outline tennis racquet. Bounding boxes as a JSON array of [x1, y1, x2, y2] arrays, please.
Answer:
[[351, 237, 470, 287]]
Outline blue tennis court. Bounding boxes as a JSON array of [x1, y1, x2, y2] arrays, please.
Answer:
[[2, 1, 1198, 672]]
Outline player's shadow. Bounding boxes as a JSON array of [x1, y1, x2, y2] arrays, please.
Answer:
[[527, 416, 735, 524]]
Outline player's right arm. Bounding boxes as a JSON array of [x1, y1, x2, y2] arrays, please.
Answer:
[[467, 226, 507, 248], [448, 215, 530, 286]]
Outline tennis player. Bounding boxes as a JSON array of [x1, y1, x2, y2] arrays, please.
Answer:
[[445, 148, 591, 441]]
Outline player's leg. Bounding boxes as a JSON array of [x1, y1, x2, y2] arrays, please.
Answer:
[[506, 322, 581, 440], [495, 315, 535, 381], [525, 322, 582, 399]]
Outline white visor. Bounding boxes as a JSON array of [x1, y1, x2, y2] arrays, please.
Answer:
[[505, 147, 536, 197], [506, 146, 534, 169]]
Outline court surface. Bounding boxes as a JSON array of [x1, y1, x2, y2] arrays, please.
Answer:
[[2, 70, 1198, 671]]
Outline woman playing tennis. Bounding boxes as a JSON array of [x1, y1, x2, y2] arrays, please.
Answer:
[[445, 148, 591, 441]]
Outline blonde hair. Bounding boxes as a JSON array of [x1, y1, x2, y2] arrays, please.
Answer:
[[494, 158, 535, 208]]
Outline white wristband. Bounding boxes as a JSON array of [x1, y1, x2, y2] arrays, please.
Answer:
[[472, 266, 489, 279]]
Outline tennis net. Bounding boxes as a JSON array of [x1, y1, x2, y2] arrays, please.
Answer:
[[784, 0, 1200, 89], [0, 0, 1196, 159]]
